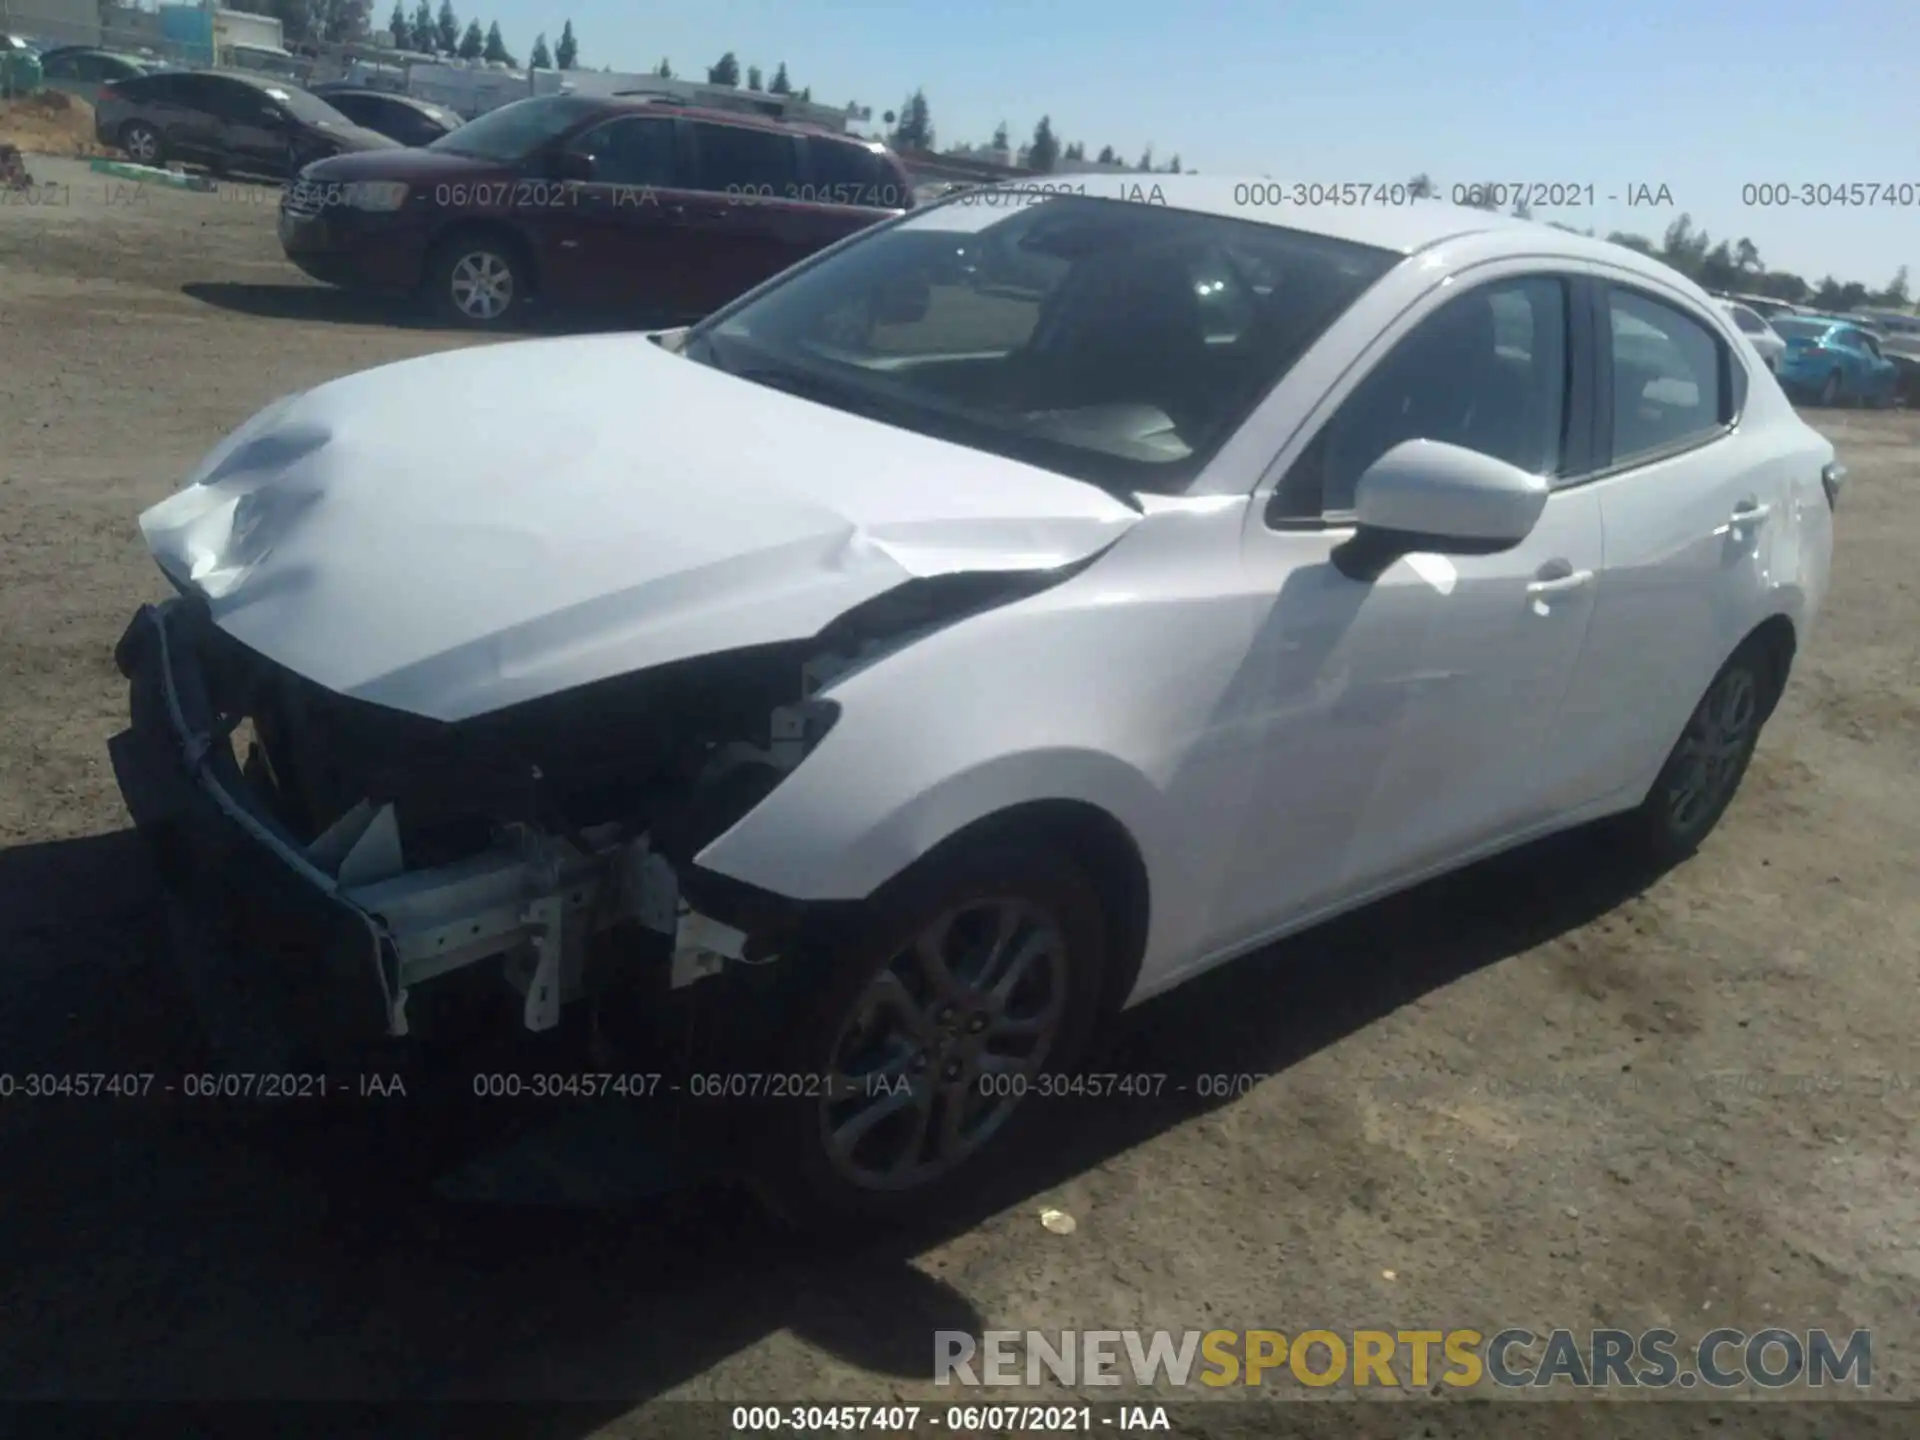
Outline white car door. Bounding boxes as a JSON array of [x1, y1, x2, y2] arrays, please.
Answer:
[[1211, 268, 1607, 945], [1558, 276, 1781, 802]]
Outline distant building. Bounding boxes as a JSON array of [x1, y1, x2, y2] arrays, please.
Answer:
[[11, 0, 104, 47]]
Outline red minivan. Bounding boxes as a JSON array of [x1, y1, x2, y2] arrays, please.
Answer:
[[276, 94, 915, 328]]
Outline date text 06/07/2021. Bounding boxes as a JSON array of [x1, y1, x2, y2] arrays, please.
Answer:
[[0, 1071, 406, 1099], [727, 1403, 1173, 1434]]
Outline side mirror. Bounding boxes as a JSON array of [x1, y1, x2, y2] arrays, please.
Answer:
[[1336, 439, 1548, 579], [551, 150, 594, 181]]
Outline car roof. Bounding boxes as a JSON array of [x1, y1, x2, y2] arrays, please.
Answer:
[[955, 174, 1693, 267], [591, 95, 886, 148], [314, 86, 442, 109]]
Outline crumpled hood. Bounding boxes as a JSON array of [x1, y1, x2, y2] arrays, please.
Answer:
[[140, 335, 1140, 722]]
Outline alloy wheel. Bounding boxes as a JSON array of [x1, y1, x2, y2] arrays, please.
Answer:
[[448, 250, 514, 322], [125, 126, 157, 163], [820, 897, 1069, 1191], [1664, 664, 1759, 836]]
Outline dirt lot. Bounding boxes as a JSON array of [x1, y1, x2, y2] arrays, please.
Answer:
[[0, 93, 110, 158], [1, 157, 1916, 1434]]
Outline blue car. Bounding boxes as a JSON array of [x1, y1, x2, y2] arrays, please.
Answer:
[[1772, 316, 1899, 407]]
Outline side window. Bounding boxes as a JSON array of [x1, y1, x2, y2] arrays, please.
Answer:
[[143, 73, 194, 107], [689, 121, 800, 197], [1861, 334, 1885, 360], [324, 93, 369, 125], [385, 106, 441, 147], [568, 118, 678, 188], [808, 140, 908, 208], [201, 79, 266, 122], [1607, 288, 1728, 465], [1274, 276, 1570, 519]]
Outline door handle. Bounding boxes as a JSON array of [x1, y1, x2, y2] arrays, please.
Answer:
[[1714, 501, 1772, 537], [1525, 568, 1593, 598]]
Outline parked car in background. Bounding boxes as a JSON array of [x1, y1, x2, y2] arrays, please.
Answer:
[[1885, 346, 1920, 407], [1772, 316, 1899, 406], [0, 33, 41, 96], [36, 47, 152, 104], [308, 84, 461, 147], [1849, 307, 1920, 337], [1711, 291, 1803, 324], [1718, 299, 1785, 372], [115, 186, 1834, 1225], [95, 69, 398, 177], [277, 93, 915, 328]]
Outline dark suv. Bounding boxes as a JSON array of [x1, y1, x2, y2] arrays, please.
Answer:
[[275, 93, 915, 328], [94, 69, 397, 176]]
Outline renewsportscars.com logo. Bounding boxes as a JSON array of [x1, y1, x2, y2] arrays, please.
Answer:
[[934, 1327, 1872, 1391]]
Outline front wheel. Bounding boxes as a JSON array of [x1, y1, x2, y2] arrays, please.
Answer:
[[423, 232, 529, 328], [750, 839, 1110, 1230], [1617, 639, 1776, 869], [120, 120, 163, 166]]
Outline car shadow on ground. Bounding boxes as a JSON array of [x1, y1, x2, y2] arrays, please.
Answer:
[[0, 820, 1661, 1413], [180, 281, 684, 337]]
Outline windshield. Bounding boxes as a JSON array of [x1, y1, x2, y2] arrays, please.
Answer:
[[1772, 319, 1830, 342], [428, 95, 600, 159], [682, 193, 1397, 497], [263, 84, 353, 126]]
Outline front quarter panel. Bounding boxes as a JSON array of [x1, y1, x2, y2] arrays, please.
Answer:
[[694, 497, 1271, 995]]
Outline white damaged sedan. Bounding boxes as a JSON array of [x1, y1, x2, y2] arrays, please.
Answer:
[[110, 179, 1838, 1223]]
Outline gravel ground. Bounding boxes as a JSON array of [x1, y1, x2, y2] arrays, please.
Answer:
[[1, 159, 1916, 1436]]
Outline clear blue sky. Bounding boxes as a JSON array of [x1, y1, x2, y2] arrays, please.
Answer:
[[477, 0, 1918, 289]]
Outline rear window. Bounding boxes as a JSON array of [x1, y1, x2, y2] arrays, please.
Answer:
[[262, 84, 354, 127], [1771, 319, 1828, 342], [808, 139, 911, 210]]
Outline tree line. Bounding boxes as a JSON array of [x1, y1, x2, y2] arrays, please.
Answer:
[[682, 53, 813, 102], [259, 0, 583, 71], [798, 87, 1189, 173]]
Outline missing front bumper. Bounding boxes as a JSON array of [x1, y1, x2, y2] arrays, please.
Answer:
[[108, 600, 760, 1059]]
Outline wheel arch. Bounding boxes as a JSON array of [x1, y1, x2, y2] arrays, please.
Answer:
[[899, 798, 1153, 1023], [1745, 610, 1797, 721], [424, 217, 541, 297], [696, 746, 1169, 1018]]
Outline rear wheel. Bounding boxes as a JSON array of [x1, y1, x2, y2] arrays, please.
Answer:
[[120, 120, 162, 166], [424, 231, 529, 328], [1617, 638, 1776, 869], [750, 838, 1110, 1231]]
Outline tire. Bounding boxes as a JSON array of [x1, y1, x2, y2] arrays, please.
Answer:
[[748, 838, 1110, 1231], [1818, 370, 1841, 406], [1616, 637, 1777, 870], [423, 231, 529, 329], [120, 120, 163, 167]]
